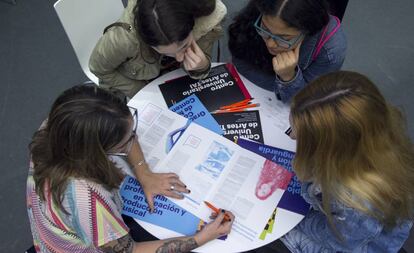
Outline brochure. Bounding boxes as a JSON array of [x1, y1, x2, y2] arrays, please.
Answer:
[[236, 138, 310, 215], [169, 94, 223, 135], [213, 110, 264, 144], [159, 63, 251, 112]]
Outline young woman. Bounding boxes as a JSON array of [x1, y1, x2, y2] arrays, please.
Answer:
[[282, 71, 414, 252], [228, 0, 347, 102], [27, 85, 234, 252], [89, 0, 227, 98]]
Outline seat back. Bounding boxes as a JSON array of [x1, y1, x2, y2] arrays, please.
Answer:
[[54, 0, 124, 84]]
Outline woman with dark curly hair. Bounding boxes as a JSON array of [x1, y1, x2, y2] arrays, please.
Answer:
[[228, 0, 347, 102]]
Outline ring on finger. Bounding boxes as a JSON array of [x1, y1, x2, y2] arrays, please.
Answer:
[[170, 185, 175, 191]]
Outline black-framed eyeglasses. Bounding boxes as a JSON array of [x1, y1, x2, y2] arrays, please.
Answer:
[[107, 107, 138, 157], [253, 15, 304, 49]]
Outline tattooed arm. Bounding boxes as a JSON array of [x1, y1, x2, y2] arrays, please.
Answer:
[[100, 234, 134, 253], [100, 210, 235, 253], [100, 234, 198, 253]]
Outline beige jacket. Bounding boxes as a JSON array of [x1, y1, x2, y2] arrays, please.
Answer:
[[89, 0, 227, 97]]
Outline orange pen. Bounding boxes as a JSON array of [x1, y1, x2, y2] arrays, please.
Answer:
[[213, 103, 260, 114], [219, 98, 253, 110], [226, 103, 260, 111], [204, 201, 231, 222]]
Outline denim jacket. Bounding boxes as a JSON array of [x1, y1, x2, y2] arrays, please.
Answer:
[[232, 15, 347, 103], [281, 182, 413, 253]]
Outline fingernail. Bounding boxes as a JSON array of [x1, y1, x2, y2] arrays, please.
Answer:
[[228, 219, 231, 221], [221, 209, 225, 213], [188, 190, 191, 193], [184, 185, 187, 188]]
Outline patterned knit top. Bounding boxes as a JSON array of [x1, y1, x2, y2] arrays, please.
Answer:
[[26, 163, 129, 252]]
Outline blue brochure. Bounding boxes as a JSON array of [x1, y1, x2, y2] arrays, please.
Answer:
[[237, 139, 310, 215], [120, 176, 201, 235], [169, 94, 223, 135]]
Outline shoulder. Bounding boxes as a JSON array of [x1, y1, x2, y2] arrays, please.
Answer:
[[64, 179, 116, 204], [321, 16, 347, 62], [193, 0, 227, 40], [96, 0, 140, 56]]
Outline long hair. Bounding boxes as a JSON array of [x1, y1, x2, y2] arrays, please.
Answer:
[[228, 0, 329, 73], [290, 71, 414, 229], [135, 0, 216, 46], [30, 85, 131, 210]]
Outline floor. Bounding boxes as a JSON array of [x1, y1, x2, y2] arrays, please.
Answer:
[[0, 0, 413, 252]]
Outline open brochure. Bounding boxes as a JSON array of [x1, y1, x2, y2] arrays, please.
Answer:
[[152, 123, 293, 242], [126, 100, 293, 243]]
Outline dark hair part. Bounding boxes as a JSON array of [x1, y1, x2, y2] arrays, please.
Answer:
[[135, 0, 216, 46], [228, 0, 330, 73], [30, 85, 131, 210]]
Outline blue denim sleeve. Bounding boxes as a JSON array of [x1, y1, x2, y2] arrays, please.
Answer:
[[282, 202, 383, 252], [275, 47, 346, 103]]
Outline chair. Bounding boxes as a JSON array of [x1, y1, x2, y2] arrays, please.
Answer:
[[54, 0, 125, 84]]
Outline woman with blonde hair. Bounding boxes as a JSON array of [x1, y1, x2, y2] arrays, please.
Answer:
[[281, 71, 414, 252]]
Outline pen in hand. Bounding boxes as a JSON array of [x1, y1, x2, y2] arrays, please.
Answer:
[[204, 201, 232, 222]]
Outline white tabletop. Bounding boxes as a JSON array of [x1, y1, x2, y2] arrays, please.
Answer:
[[129, 63, 304, 252]]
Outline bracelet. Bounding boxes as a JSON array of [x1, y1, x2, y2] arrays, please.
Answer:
[[133, 159, 146, 168]]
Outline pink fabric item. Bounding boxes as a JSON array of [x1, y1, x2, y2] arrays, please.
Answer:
[[255, 160, 293, 200]]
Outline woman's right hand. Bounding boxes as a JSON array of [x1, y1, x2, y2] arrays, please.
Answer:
[[194, 210, 235, 245]]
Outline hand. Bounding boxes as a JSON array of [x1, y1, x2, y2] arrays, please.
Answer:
[[272, 40, 302, 82], [138, 169, 190, 212], [195, 210, 235, 245], [127, 139, 190, 212], [183, 40, 209, 71]]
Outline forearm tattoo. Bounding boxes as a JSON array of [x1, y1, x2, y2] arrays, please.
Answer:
[[155, 237, 198, 253], [101, 234, 134, 253]]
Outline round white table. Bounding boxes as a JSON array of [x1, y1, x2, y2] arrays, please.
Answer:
[[128, 63, 304, 253]]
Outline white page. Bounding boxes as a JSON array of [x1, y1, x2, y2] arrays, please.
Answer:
[[154, 123, 287, 242], [128, 100, 189, 170]]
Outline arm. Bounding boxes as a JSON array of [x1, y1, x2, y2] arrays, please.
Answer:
[[127, 138, 189, 211], [100, 234, 198, 253], [184, 23, 224, 79], [89, 28, 147, 97], [283, 207, 382, 252], [101, 210, 235, 253], [274, 47, 345, 102]]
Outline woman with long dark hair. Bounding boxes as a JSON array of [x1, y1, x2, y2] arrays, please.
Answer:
[[27, 85, 234, 252], [228, 0, 347, 102], [89, 0, 227, 98]]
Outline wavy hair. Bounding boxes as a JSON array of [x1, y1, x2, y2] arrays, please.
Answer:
[[228, 0, 329, 74], [30, 85, 131, 210], [290, 71, 414, 228]]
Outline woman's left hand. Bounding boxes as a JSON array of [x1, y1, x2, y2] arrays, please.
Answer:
[[183, 40, 209, 71], [137, 169, 190, 212]]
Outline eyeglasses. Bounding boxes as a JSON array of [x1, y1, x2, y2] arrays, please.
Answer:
[[254, 15, 304, 49], [107, 107, 138, 157]]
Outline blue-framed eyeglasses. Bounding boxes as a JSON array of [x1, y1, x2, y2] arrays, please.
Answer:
[[107, 107, 138, 157], [254, 15, 304, 49]]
